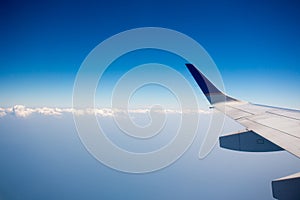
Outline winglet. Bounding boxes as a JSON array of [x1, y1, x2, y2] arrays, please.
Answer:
[[185, 64, 236, 104]]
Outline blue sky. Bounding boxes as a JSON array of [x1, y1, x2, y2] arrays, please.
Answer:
[[0, 0, 300, 108], [1, 1, 300, 200]]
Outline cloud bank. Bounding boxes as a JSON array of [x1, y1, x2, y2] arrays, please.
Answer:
[[0, 105, 208, 118]]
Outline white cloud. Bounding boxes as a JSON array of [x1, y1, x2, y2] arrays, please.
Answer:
[[0, 108, 6, 117], [12, 105, 35, 117], [35, 107, 62, 116], [0, 105, 209, 118]]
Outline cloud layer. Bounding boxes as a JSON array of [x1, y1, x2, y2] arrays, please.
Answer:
[[0, 105, 208, 118]]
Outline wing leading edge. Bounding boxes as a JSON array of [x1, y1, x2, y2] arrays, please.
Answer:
[[186, 63, 300, 200]]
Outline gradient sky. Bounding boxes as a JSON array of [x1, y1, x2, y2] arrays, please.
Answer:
[[0, 0, 300, 108], [1, 1, 300, 200]]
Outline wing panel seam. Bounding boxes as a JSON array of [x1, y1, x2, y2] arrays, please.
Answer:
[[242, 117, 300, 140]]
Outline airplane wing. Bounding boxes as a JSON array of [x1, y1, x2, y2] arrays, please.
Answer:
[[186, 63, 300, 200]]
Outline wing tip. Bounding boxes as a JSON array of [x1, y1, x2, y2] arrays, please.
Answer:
[[185, 63, 237, 104]]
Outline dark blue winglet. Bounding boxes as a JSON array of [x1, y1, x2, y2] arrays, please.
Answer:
[[186, 64, 236, 104]]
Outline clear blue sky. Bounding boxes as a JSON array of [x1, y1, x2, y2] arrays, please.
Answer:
[[0, 0, 300, 108], [1, 1, 300, 200]]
